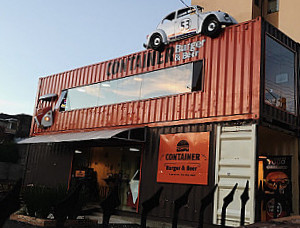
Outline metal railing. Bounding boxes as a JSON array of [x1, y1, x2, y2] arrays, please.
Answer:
[[100, 181, 251, 228]]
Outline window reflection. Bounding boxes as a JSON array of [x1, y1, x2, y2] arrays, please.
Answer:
[[114, 77, 142, 104], [64, 63, 197, 111], [98, 81, 117, 106], [66, 84, 100, 110], [141, 64, 192, 99], [265, 35, 295, 114]]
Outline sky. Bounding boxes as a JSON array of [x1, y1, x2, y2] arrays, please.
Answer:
[[0, 0, 188, 116]]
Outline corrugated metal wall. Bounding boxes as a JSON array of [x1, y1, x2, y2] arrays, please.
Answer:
[[24, 143, 73, 187], [31, 18, 262, 136], [140, 123, 217, 224]]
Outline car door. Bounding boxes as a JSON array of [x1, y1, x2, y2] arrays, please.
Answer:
[[174, 7, 198, 39], [157, 12, 176, 41]]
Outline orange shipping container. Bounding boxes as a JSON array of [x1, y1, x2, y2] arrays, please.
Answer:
[[31, 17, 261, 136]]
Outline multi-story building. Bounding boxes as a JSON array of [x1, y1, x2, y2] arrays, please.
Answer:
[[19, 10, 299, 227], [0, 113, 32, 143], [192, 0, 300, 41], [0, 113, 31, 181]]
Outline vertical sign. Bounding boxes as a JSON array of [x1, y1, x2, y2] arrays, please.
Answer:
[[157, 132, 210, 185], [263, 156, 292, 220]]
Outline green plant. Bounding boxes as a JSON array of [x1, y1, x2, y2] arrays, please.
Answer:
[[22, 185, 68, 219]]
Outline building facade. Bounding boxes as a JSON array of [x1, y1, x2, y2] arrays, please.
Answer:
[[192, 0, 300, 42], [0, 113, 32, 142], [20, 17, 299, 226]]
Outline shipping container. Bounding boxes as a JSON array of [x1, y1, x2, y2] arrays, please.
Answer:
[[20, 16, 300, 227], [30, 17, 262, 136]]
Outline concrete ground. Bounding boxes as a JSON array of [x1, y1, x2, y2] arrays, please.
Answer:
[[243, 216, 300, 227], [6, 213, 300, 227], [4, 212, 216, 228], [3, 220, 140, 228], [86, 212, 197, 228]]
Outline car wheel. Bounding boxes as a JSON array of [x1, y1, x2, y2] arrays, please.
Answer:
[[203, 17, 221, 38], [149, 33, 165, 52]]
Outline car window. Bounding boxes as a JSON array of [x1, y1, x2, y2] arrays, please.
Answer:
[[177, 7, 196, 18], [162, 12, 175, 23]]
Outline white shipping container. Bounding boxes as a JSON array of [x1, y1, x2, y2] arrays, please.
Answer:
[[213, 124, 256, 226]]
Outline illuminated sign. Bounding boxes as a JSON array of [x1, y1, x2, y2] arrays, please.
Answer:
[[75, 170, 86, 178], [157, 132, 210, 185]]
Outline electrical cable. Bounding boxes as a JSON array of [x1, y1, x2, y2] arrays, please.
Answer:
[[179, 0, 189, 7]]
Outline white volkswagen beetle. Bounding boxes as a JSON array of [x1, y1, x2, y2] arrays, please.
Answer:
[[144, 5, 237, 51]]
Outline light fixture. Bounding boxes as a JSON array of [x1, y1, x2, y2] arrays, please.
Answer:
[[102, 83, 111, 87], [129, 148, 140, 152], [44, 116, 51, 122], [75, 150, 82, 154]]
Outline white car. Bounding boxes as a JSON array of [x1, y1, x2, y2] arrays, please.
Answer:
[[144, 5, 237, 51]]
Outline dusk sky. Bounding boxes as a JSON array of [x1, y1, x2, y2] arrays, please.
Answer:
[[0, 0, 188, 115]]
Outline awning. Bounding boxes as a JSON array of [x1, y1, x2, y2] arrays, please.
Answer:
[[18, 127, 145, 144]]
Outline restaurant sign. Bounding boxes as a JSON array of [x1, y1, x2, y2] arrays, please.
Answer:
[[157, 132, 210, 185], [105, 39, 206, 78]]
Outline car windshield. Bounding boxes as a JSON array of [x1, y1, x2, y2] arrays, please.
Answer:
[[162, 12, 175, 24]]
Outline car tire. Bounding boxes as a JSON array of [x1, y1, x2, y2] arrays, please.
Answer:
[[202, 17, 221, 38], [149, 33, 165, 52]]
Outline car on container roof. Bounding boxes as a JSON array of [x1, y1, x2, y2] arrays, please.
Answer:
[[144, 5, 237, 51]]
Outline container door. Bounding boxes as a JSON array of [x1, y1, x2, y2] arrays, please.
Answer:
[[213, 124, 256, 226]]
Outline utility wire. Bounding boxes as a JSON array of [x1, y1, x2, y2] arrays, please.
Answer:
[[179, 0, 189, 7]]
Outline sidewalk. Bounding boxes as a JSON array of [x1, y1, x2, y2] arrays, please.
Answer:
[[243, 216, 300, 227], [7, 213, 300, 228], [4, 212, 198, 228], [86, 212, 196, 228]]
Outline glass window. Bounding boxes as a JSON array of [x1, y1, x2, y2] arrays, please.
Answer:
[[162, 12, 175, 24], [265, 35, 296, 114], [140, 64, 192, 99], [66, 83, 101, 110], [268, 0, 279, 14], [99, 77, 142, 106], [55, 90, 68, 111], [62, 61, 203, 112], [192, 61, 203, 92]]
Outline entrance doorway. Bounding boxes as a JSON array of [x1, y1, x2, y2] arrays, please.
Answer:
[[257, 126, 299, 221], [89, 146, 141, 212]]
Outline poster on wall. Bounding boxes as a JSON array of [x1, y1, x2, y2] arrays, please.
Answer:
[[157, 132, 210, 185], [263, 156, 292, 220]]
